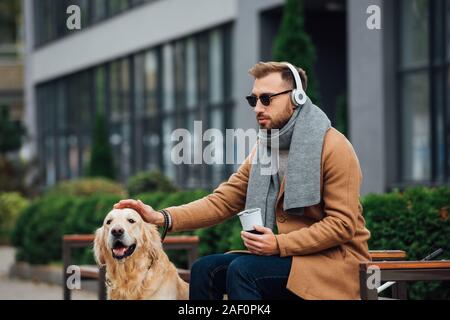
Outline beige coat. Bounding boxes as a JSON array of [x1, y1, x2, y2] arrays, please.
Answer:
[[165, 127, 371, 300]]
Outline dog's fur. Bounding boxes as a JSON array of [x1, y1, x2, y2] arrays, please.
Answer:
[[94, 208, 189, 300]]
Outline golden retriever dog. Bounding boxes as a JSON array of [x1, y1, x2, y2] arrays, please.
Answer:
[[94, 208, 189, 300]]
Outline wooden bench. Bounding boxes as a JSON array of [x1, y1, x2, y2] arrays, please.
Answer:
[[62, 234, 199, 300], [360, 260, 450, 300], [368, 250, 406, 261]]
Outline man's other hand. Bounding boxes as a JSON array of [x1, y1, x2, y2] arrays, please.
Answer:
[[241, 225, 280, 256]]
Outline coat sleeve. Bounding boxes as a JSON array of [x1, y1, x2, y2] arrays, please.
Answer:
[[165, 148, 255, 232], [275, 131, 362, 256]]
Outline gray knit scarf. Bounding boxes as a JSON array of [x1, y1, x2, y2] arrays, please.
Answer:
[[245, 97, 331, 230]]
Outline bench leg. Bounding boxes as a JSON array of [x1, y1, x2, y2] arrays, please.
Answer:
[[63, 243, 71, 300], [359, 270, 378, 300], [98, 266, 107, 300], [392, 281, 407, 300]]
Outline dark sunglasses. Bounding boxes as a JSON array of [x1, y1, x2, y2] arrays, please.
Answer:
[[245, 89, 292, 107]]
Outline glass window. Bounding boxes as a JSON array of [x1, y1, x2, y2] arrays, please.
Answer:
[[95, 66, 107, 114], [186, 37, 198, 109], [434, 71, 446, 181], [174, 40, 185, 115], [145, 50, 158, 116], [66, 75, 80, 178], [209, 29, 224, 104], [401, 72, 431, 181], [143, 50, 161, 171], [448, 0, 450, 59], [109, 0, 129, 16], [162, 117, 175, 180], [163, 44, 175, 113], [398, 0, 450, 185], [210, 108, 225, 186], [0, 0, 20, 49], [91, 0, 107, 22], [400, 0, 429, 68], [45, 137, 56, 186], [55, 81, 69, 179], [447, 67, 450, 179]]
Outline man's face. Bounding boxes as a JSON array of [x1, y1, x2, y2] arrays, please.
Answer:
[[251, 72, 294, 130]]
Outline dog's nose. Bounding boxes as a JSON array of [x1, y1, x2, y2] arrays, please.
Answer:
[[111, 227, 124, 237]]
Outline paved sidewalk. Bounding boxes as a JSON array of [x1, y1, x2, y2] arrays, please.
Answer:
[[0, 246, 96, 300]]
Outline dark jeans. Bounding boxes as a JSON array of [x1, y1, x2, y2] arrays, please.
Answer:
[[189, 253, 301, 300]]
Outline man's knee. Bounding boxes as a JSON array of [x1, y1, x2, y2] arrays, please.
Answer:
[[227, 256, 253, 281], [191, 254, 229, 278]]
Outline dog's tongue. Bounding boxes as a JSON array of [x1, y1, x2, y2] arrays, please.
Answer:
[[113, 247, 127, 256]]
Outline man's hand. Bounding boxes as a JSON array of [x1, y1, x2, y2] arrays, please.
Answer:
[[113, 199, 164, 226], [241, 225, 280, 256]]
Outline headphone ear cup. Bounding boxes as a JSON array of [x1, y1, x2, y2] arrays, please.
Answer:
[[291, 90, 299, 107], [293, 89, 307, 105]]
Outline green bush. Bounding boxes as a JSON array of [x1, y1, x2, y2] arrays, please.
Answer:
[[273, 0, 319, 103], [45, 178, 127, 197], [0, 192, 29, 243], [87, 112, 115, 179], [12, 193, 122, 265], [363, 186, 450, 300], [133, 191, 171, 210], [127, 171, 178, 197], [195, 217, 245, 256], [158, 189, 209, 209], [64, 194, 123, 264], [12, 195, 78, 264]]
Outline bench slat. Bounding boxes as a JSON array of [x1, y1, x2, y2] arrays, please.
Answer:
[[361, 260, 450, 270]]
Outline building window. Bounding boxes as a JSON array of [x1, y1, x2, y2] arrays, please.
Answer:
[[398, 0, 450, 184], [35, 24, 233, 189], [32, 0, 159, 47]]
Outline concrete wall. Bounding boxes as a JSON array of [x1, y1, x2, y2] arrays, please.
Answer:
[[232, 0, 283, 134], [348, 0, 386, 195], [22, 0, 37, 161], [31, 0, 238, 84]]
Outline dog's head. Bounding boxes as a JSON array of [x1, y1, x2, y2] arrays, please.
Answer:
[[94, 208, 161, 265]]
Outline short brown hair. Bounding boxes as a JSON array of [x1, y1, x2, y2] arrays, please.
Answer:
[[248, 61, 308, 91]]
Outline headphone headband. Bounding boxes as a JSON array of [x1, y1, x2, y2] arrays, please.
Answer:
[[283, 62, 303, 92], [282, 62, 307, 106]]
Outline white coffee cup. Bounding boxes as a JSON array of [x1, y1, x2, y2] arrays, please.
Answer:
[[237, 208, 263, 233]]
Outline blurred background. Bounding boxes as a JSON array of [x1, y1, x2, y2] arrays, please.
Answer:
[[1, 0, 449, 194], [0, 0, 449, 300]]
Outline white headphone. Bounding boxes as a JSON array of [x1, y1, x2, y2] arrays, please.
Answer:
[[283, 62, 307, 107]]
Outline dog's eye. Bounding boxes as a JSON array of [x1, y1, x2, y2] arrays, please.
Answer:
[[128, 219, 135, 224], [106, 219, 112, 225]]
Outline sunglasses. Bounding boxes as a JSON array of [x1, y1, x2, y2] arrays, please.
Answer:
[[245, 89, 292, 107]]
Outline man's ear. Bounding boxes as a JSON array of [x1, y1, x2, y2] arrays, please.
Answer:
[[93, 227, 106, 266]]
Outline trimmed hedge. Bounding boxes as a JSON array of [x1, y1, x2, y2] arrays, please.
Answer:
[[11, 190, 212, 266], [11, 182, 450, 299], [45, 178, 127, 197], [363, 186, 450, 300], [127, 171, 178, 197], [0, 192, 29, 244], [12, 195, 79, 264]]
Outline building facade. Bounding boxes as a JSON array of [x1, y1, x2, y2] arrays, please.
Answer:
[[0, 0, 23, 130], [23, 0, 450, 194]]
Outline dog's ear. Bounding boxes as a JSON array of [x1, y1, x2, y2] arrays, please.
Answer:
[[93, 227, 106, 266], [141, 224, 161, 262]]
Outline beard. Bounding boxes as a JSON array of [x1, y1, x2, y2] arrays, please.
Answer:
[[258, 108, 293, 130]]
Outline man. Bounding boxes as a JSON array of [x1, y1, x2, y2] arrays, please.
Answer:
[[115, 61, 371, 300]]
